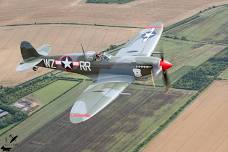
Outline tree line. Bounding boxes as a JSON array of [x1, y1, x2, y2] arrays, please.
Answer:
[[173, 47, 228, 90]]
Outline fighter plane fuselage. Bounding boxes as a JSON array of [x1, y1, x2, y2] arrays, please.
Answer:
[[36, 54, 159, 79]]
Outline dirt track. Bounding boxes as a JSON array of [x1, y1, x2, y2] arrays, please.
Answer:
[[144, 80, 228, 152]]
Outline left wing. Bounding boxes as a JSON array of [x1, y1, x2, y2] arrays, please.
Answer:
[[115, 22, 163, 57], [70, 76, 133, 124]]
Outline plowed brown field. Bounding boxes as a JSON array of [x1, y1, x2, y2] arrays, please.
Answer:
[[144, 80, 228, 152], [1, 0, 228, 26]]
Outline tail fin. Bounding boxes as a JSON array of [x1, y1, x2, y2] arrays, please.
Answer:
[[20, 41, 41, 61], [16, 41, 47, 72]]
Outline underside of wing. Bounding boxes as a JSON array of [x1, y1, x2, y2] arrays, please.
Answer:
[[16, 58, 42, 71], [70, 80, 131, 124], [115, 22, 163, 57]]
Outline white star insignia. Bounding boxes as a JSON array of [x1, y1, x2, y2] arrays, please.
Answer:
[[142, 28, 156, 42], [62, 57, 72, 69]]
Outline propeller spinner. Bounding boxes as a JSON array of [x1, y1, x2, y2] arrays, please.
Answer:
[[150, 52, 173, 91]]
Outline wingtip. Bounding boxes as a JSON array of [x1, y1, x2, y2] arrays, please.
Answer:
[[145, 22, 164, 29], [16, 63, 27, 72], [70, 113, 91, 124], [70, 100, 90, 124]]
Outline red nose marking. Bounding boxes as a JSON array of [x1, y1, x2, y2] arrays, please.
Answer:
[[160, 60, 173, 71]]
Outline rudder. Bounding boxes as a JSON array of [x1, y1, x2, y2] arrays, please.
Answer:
[[17, 41, 43, 72], [20, 41, 40, 60]]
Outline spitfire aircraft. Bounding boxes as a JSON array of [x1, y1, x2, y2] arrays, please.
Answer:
[[17, 23, 173, 124]]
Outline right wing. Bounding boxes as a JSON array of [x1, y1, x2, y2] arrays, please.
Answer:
[[70, 75, 133, 124], [115, 22, 163, 57]]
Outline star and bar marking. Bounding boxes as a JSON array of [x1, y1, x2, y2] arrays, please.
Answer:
[[141, 28, 157, 42], [55, 56, 80, 70], [54, 56, 91, 71]]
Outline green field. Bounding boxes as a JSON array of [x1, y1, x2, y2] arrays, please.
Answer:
[[166, 6, 228, 44], [111, 37, 225, 88], [136, 38, 225, 87], [14, 85, 196, 152], [0, 80, 90, 143], [219, 68, 228, 79], [32, 80, 78, 106], [57, 71, 90, 80], [156, 38, 225, 72], [107, 87, 196, 152]]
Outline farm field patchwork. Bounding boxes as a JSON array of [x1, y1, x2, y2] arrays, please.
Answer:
[[32, 80, 79, 106], [155, 38, 225, 74], [166, 5, 228, 44], [143, 80, 228, 152], [1, 2, 228, 152], [219, 68, 228, 79], [14, 85, 195, 152], [135, 39, 225, 87], [0, 80, 90, 144]]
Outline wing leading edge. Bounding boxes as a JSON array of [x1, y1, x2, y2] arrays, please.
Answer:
[[70, 78, 131, 124], [115, 22, 163, 57]]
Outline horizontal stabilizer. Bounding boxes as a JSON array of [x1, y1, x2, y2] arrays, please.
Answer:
[[37, 44, 52, 56], [16, 58, 42, 72]]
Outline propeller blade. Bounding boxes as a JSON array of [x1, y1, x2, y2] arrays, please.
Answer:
[[152, 49, 172, 92], [151, 70, 156, 88], [81, 43, 86, 60], [160, 52, 164, 61], [162, 70, 171, 91]]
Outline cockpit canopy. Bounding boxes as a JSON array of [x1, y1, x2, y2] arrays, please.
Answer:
[[85, 51, 112, 62], [102, 52, 112, 61], [85, 51, 96, 61]]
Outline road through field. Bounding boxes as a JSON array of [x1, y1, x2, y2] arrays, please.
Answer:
[[144, 80, 228, 152]]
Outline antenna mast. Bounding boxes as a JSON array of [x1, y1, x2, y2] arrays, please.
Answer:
[[81, 43, 86, 61]]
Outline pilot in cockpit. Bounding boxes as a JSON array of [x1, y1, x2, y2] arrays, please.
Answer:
[[85, 51, 112, 62], [95, 52, 112, 62]]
